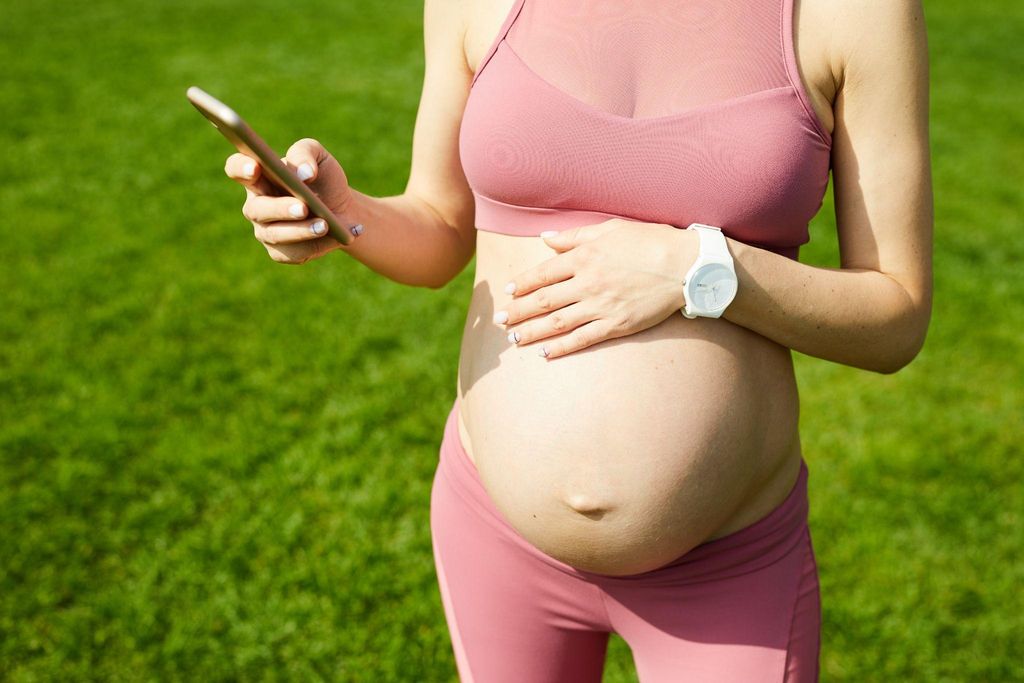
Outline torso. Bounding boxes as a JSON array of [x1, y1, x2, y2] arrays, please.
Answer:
[[455, 0, 837, 577]]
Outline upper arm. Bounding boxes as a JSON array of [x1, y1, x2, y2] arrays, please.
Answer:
[[404, 0, 477, 254], [830, 0, 933, 320]]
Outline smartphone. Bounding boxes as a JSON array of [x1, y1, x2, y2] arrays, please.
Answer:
[[186, 86, 356, 246]]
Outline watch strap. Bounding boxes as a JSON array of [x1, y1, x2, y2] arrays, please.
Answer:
[[687, 223, 732, 262]]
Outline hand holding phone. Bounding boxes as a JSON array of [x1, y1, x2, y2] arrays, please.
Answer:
[[187, 86, 363, 262]]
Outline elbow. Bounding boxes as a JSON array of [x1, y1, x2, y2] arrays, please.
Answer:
[[387, 270, 452, 290], [425, 276, 452, 290], [423, 263, 466, 290], [871, 305, 933, 375], [423, 259, 468, 290], [426, 242, 475, 289], [872, 334, 925, 375]]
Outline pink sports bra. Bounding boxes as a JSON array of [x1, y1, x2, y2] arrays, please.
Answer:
[[458, 0, 833, 260]]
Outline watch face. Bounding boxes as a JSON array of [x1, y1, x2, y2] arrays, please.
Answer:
[[687, 263, 738, 312]]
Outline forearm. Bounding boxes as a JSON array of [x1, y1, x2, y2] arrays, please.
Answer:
[[329, 188, 474, 289], [712, 237, 930, 374]]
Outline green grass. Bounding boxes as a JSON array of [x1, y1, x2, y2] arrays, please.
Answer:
[[1, 0, 1021, 680]]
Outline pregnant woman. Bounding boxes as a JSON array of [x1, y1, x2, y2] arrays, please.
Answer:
[[223, 0, 932, 679]]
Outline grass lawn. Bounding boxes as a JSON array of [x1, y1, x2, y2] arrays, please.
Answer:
[[1, 0, 1021, 680]]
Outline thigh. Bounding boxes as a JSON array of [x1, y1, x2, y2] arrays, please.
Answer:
[[430, 462, 611, 683], [603, 529, 821, 683]]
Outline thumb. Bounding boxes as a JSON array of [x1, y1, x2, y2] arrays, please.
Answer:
[[540, 223, 607, 251], [538, 227, 584, 252], [285, 137, 328, 183]]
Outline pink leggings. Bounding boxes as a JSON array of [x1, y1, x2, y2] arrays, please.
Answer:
[[430, 397, 821, 682]]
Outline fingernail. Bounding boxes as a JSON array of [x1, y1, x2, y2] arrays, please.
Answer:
[[297, 163, 314, 181], [504, 281, 516, 295], [243, 162, 255, 178], [538, 345, 549, 358], [289, 203, 305, 218], [349, 223, 364, 237], [311, 220, 326, 235], [540, 230, 558, 238], [507, 330, 519, 344], [493, 310, 508, 324]]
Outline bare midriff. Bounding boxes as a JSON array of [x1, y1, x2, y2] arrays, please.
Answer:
[[454, 230, 805, 576]]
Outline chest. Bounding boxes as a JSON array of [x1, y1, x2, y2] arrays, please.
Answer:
[[465, 0, 836, 134], [460, 0, 835, 259]]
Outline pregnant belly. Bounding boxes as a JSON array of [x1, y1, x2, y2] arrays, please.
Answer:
[[455, 247, 802, 576]]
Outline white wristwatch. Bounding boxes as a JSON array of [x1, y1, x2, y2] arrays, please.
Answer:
[[680, 223, 738, 319]]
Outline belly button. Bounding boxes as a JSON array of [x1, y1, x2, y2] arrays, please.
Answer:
[[564, 494, 610, 521]]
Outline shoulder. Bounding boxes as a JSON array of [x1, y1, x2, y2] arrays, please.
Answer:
[[826, 0, 928, 87], [429, 0, 513, 77], [423, 0, 473, 79], [460, 0, 516, 74]]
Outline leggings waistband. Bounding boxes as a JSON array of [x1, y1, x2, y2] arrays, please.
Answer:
[[439, 396, 810, 585]]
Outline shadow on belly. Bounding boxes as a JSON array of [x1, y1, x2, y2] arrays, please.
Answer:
[[506, 503, 713, 576], [477, 445, 803, 578]]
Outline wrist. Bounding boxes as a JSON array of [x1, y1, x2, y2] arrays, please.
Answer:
[[663, 224, 699, 280], [719, 236, 748, 321], [679, 223, 738, 319], [327, 187, 368, 251], [662, 225, 698, 311], [329, 183, 358, 219]]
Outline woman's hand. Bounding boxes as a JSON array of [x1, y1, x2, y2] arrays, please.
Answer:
[[493, 219, 699, 359], [224, 138, 354, 265]]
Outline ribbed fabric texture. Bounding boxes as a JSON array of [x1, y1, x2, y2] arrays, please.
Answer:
[[459, 0, 832, 260]]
